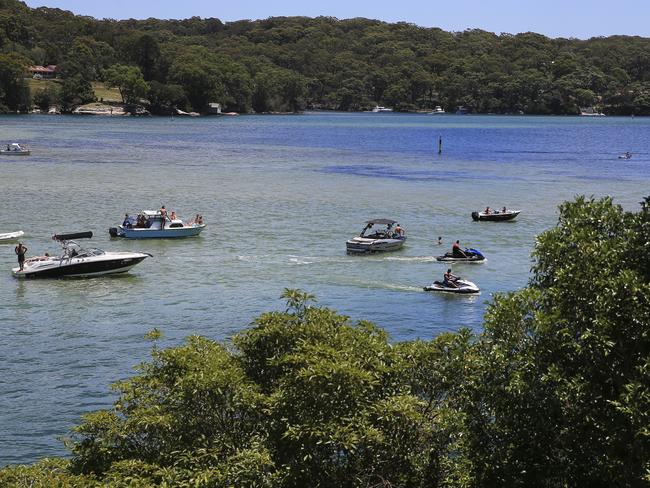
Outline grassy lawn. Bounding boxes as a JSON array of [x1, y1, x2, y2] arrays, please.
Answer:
[[26, 78, 123, 103]]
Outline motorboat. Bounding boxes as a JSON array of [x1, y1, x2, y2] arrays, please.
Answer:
[[436, 247, 486, 263], [0, 230, 25, 243], [618, 152, 632, 160], [579, 107, 605, 117], [109, 210, 206, 239], [472, 209, 520, 222], [429, 106, 445, 114], [12, 232, 151, 278], [424, 278, 480, 294], [346, 219, 406, 254], [1, 143, 30, 155], [372, 106, 393, 113]]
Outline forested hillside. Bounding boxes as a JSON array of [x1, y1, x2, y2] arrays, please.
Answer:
[[2, 0, 650, 114]]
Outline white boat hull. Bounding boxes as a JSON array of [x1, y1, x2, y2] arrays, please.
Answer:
[[0, 231, 25, 243], [346, 236, 406, 254], [112, 224, 206, 239]]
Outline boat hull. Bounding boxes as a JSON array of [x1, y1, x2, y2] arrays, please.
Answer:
[[472, 211, 520, 222], [12, 254, 148, 278], [0, 231, 25, 243], [0, 150, 30, 156], [346, 237, 405, 254], [110, 224, 205, 239], [424, 280, 480, 294]]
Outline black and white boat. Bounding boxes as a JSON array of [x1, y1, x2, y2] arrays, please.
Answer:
[[424, 278, 480, 294], [436, 248, 486, 263], [12, 232, 151, 278], [346, 219, 406, 254], [472, 209, 520, 222]]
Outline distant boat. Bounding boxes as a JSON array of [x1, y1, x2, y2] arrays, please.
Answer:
[[1, 143, 30, 155], [429, 106, 446, 115], [346, 219, 406, 254], [472, 209, 520, 222], [109, 210, 206, 239], [618, 152, 632, 160], [579, 107, 605, 117], [371, 106, 393, 113]]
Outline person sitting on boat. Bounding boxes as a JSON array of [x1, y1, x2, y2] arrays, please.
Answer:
[[197, 215, 204, 225], [394, 223, 404, 237], [170, 211, 177, 220], [501, 206, 507, 213], [122, 213, 132, 228], [484, 206, 491, 214], [452, 240, 467, 258], [443, 268, 459, 288], [136, 214, 146, 228]]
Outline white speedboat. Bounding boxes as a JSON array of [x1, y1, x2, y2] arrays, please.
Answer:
[[372, 106, 393, 113], [346, 219, 406, 254], [1, 143, 30, 155], [109, 210, 206, 239], [472, 209, 520, 222], [429, 106, 445, 114], [12, 232, 151, 278], [0, 230, 25, 243], [424, 278, 480, 294]]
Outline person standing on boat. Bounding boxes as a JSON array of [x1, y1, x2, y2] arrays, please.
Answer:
[[159, 205, 167, 229], [122, 213, 131, 228], [15, 242, 27, 271]]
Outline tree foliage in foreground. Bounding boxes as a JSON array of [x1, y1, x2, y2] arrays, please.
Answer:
[[1, 196, 648, 487]]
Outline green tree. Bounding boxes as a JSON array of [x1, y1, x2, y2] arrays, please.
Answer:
[[103, 64, 149, 105]]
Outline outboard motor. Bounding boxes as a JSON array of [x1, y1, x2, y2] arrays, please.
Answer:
[[108, 227, 118, 238], [471, 211, 479, 221]]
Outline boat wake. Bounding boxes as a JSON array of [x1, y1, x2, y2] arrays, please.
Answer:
[[384, 255, 438, 263]]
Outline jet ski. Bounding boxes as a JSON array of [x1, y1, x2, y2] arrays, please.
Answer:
[[436, 247, 486, 263], [618, 152, 632, 160], [423, 278, 480, 294]]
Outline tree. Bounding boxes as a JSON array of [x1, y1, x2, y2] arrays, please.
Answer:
[[59, 74, 95, 112], [0, 52, 30, 112], [103, 64, 149, 105]]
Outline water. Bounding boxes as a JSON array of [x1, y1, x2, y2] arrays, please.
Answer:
[[0, 113, 648, 465]]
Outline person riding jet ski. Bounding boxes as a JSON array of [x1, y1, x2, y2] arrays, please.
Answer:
[[452, 240, 467, 258]]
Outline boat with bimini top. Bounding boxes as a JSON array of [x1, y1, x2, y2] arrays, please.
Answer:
[[109, 210, 206, 239], [1, 143, 30, 155], [12, 232, 151, 278], [346, 219, 406, 254]]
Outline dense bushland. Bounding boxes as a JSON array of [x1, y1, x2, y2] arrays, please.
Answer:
[[2, 0, 650, 114]]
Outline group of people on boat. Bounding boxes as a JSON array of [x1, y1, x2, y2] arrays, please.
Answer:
[[483, 206, 508, 215]]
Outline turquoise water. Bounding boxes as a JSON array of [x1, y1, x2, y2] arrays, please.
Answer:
[[0, 113, 648, 464]]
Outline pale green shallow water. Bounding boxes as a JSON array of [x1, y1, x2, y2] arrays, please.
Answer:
[[0, 113, 648, 464]]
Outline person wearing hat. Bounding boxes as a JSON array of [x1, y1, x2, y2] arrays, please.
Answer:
[[15, 242, 27, 271]]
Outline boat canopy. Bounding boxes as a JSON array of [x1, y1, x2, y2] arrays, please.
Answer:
[[365, 219, 397, 225], [53, 231, 93, 241]]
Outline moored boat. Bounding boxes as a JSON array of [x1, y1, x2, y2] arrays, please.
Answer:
[[1, 143, 30, 155], [429, 106, 445, 114], [346, 219, 406, 254], [109, 210, 206, 239], [12, 232, 151, 278]]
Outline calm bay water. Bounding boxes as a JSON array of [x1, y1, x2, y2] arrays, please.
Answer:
[[0, 113, 648, 464]]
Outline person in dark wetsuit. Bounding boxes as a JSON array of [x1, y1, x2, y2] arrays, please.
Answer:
[[15, 242, 27, 271]]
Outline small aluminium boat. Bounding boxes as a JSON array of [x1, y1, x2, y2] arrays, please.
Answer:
[[1, 143, 30, 156], [0, 230, 25, 243], [346, 219, 406, 254], [424, 278, 480, 294], [472, 209, 520, 222], [436, 248, 486, 263], [12, 232, 151, 278], [109, 210, 206, 239]]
